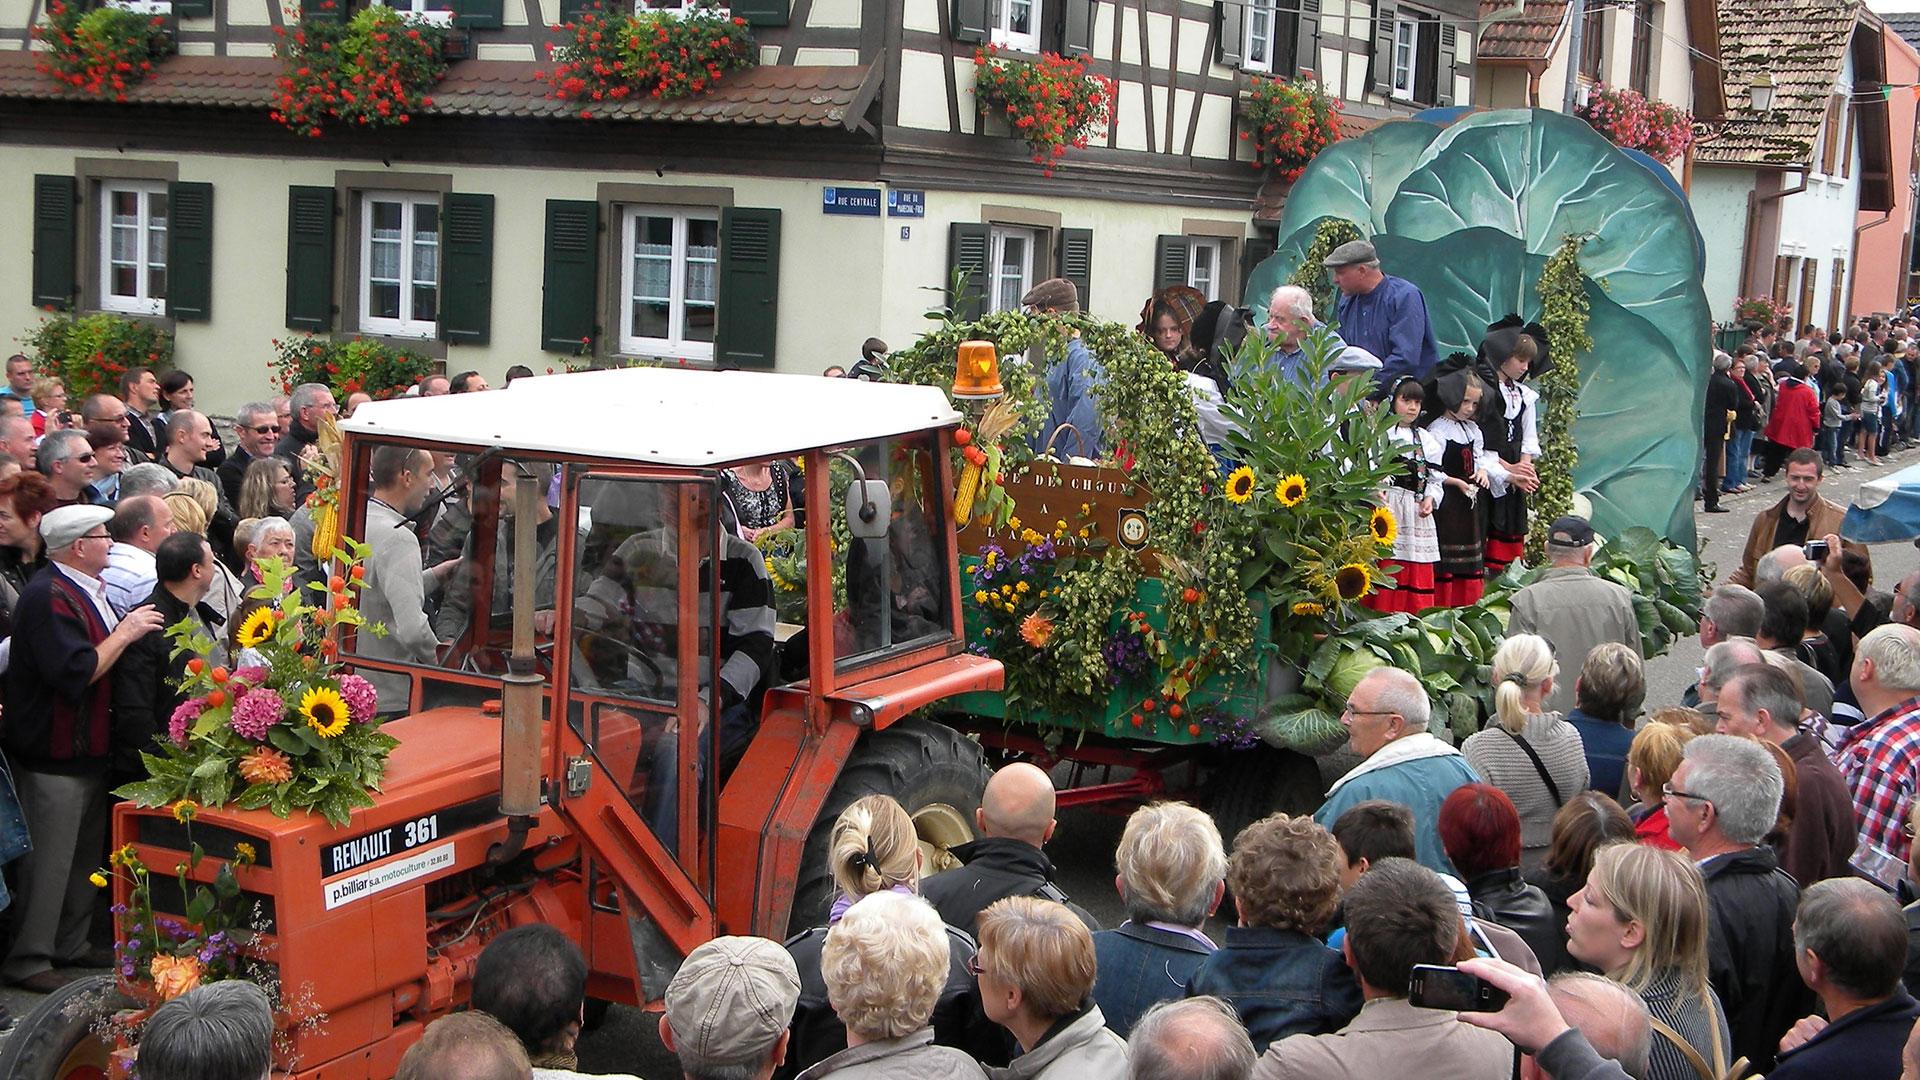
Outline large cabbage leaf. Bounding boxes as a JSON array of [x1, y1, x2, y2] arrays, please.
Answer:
[[1246, 108, 1710, 548]]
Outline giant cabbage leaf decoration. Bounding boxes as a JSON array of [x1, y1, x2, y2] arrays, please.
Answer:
[[1246, 108, 1710, 548]]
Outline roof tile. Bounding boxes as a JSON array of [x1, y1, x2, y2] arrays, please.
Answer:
[[1477, 0, 1570, 63], [1694, 0, 1859, 167]]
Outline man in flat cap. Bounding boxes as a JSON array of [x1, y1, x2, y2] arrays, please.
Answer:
[[1325, 239, 1439, 390], [1505, 515, 1642, 715], [1023, 278, 1106, 460], [1, 503, 163, 992], [661, 935, 802, 1080]]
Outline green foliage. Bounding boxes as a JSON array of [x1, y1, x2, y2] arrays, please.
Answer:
[[1239, 75, 1343, 180], [1526, 235, 1591, 564], [272, 4, 447, 136], [33, 0, 170, 100], [97, 827, 258, 1000], [270, 334, 435, 401], [1285, 218, 1362, 324], [25, 310, 172, 399]]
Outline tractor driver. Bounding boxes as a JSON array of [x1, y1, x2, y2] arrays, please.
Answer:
[[432, 464, 561, 648]]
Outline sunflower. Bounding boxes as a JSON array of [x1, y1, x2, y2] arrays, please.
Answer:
[[1333, 562, 1373, 601], [170, 799, 198, 824], [1224, 466, 1257, 504], [1275, 473, 1308, 507], [1370, 506, 1398, 546], [235, 607, 277, 649], [1291, 601, 1326, 617], [299, 686, 351, 739]]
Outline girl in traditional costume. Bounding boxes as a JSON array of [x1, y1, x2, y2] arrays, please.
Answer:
[[1476, 318, 1549, 575], [1366, 376, 1445, 613], [1425, 362, 1493, 607]]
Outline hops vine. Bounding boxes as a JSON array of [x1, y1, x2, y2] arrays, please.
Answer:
[[1287, 217, 1362, 323], [1525, 234, 1591, 563]]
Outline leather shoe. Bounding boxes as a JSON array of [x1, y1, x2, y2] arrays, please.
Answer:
[[1705, 506, 1732, 514], [66, 946, 116, 969], [11, 968, 81, 993]]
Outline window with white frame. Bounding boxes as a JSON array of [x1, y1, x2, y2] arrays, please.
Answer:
[[619, 206, 719, 360], [360, 192, 440, 339], [99, 180, 168, 317], [1391, 18, 1418, 101], [991, 0, 1041, 53], [989, 226, 1039, 315], [1244, 0, 1279, 72], [373, 0, 454, 22], [1187, 239, 1224, 301]]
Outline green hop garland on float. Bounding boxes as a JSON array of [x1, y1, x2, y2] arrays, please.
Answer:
[[1526, 234, 1591, 564]]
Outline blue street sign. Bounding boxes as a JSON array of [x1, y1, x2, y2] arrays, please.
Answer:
[[822, 186, 882, 216], [888, 189, 926, 218]]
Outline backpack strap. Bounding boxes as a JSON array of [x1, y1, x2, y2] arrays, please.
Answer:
[[1647, 1015, 1718, 1080], [1499, 726, 1565, 807]]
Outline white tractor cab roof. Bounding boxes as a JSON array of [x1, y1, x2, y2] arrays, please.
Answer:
[[342, 367, 961, 467]]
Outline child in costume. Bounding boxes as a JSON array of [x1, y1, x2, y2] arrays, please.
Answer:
[[1425, 363, 1494, 607], [1365, 376, 1444, 613], [1475, 318, 1547, 576]]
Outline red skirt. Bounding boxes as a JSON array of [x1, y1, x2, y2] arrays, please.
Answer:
[[1433, 574, 1485, 608], [1363, 559, 1436, 613]]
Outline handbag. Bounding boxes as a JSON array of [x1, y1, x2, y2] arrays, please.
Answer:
[[1499, 726, 1564, 807], [1646, 991, 1755, 1080]]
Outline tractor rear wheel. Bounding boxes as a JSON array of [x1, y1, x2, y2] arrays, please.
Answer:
[[1209, 745, 1325, 844], [786, 718, 991, 936], [0, 974, 132, 1080]]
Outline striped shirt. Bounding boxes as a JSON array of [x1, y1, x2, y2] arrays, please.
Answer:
[[1462, 712, 1590, 856], [617, 532, 775, 707]]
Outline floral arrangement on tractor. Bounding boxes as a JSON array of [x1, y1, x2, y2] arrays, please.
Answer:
[[972, 46, 1116, 176], [95, 811, 256, 1003], [1575, 84, 1694, 163], [272, 3, 447, 137], [113, 549, 400, 828], [1238, 75, 1342, 180], [34, 0, 171, 101], [271, 333, 436, 401], [25, 310, 173, 399], [541, 0, 755, 117]]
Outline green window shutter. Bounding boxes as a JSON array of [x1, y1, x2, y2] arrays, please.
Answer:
[[300, 0, 342, 22], [1215, 0, 1244, 68], [1297, 0, 1323, 76], [951, 0, 988, 44], [1434, 22, 1459, 107], [729, 0, 788, 27], [451, 0, 502, 30], [166, 181, 214, 322], [1061, 0, 1094, 53], [1153, 235, 1189, 291], [541, 199, 599, 354], [175, 0, 212, 18], [1369, 0, 1398, 97], [558, 0, 597, 21], [1057, 228, 1092, 312], [32, 174, 78, 311], [285, 185, 336, 332], [714, 207, 782, 370], [948, 222, 990, 323], [439, 192, 494, 345]]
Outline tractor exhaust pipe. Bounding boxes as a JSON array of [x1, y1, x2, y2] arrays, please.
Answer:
[[490, 463, 543, 868]]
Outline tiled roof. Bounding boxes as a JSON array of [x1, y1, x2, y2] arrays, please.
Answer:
[[1477, 0, 1569, 64], [0, 51, 879, 129], [1886, 12, 1920, 54], [1693, 0, 1858, 167]]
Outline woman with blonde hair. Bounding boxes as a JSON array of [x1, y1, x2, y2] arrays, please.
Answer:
[[237, 456, 297, 521], [1463, 634, 1589, 873], [974, 896, 1127, 1077], [163, 486, 245, 621], [1626, 721, 1693, 851], [781, 794, 998, 1079], [1566, 843, 1731, 1080]]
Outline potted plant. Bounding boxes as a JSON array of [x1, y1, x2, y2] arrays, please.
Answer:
[[540, 0, 754, 119], [1576, 83, 1695, 164], [34, 0, 173, 101], [270, 334, 436, 401], [972, 46, 1115, 176], [1237, 75, 1342, 181], [271, 3, 447, 137], [25, 310, 173, 399], [1733, 295, 1787, 330]]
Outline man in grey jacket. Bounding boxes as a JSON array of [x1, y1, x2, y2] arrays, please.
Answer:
[[357, 446, 447, 715], [1506, 516, 1642, 715]]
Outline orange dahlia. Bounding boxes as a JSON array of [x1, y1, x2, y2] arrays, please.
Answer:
[[238, 746, 295, 786], [150, 954, 203, 1001], [1019, 611, 1055, 648]]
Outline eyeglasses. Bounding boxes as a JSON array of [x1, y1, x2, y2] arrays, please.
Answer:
[[1661, 783, 1713, 808], [78, 531, 110, 543], [1341, 706, 1400, 720], [246, 424, 282, 435], [74, 453, 96, 463]]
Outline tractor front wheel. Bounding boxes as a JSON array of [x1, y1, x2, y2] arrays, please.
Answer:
[[0, 974, 132, 1080], [1209, 744, 1325, 844], [786, 718, 991, 936]]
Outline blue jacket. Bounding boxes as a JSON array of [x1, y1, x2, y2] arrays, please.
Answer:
[[1770, 990, 1920, 1080], [1183, 925, 1362, 1053], [1092, 921, 1214, 1036], [1036, 336, 1104, 459], [1567, 707, 1635, 799], [1334, 274, 1439, 388], [1313, 740, 1482, 877]]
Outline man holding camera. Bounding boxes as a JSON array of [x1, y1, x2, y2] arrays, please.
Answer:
[[1729, 448, 1865, 590]]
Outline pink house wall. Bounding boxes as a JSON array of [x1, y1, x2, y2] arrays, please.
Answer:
[[1855, 26, 1920, 317]]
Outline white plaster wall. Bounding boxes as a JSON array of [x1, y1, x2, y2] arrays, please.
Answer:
[[1690, 166, 1755, 321], [1115, 79, 1149, 150], [792, 46, 859, 65], [1194, 92, 1233, 159], [1777, 52, 1860, 324], [897, 50, 950, 131], [903, 0, 941, 35], [1175, 16, 1207, 75], [805, 0, 860, 29]]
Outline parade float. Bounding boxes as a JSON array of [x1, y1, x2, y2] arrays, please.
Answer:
[[884, 107, 1710, 825]]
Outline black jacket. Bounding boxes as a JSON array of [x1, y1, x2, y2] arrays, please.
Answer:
[[110, 584, 221, 783], [1468, 867, 1568, 975], [1702, 845, 1811, 1072], [1770, 990, 1920, 1080], [125, 411, 168, 458], [1706, 370, 1741, 442], [919, 837, 1100, 936], [216, 447, 256, 511]]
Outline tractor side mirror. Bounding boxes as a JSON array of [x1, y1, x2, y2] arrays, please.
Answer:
[[845, 479, 891, 539]]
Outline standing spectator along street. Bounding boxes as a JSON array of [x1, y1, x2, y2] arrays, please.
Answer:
[[921, 761, 1099, 935], [1440, 783, 1566, 975], [358, 446, 443, 715], [1837, 625, 1920, 888], [37, 429, 99, 510], [134, 980, 276, 1080], [1714, 663, 1855, 885], [661, 935, 801, 1080], [975, 896, 1129, 1078], [1730, 448, 1864, 588], [396, 1011, 531, 1080], [1324, 240, 1439, 388], [111, 532, 221, 786], [218, 401, 281, 510], [1091, 801, 1225, 1036], [471, 923, 642, 1080], [1565, 644, 1645, 801], [1770, 879, 1920, 1080], [1505, 515, 1643, 716], [1463, 634, 1590, 874], [100, 495, 176, 618], [1126, 997, 1255, 1080], [274, 383, 335, 505], [119, 366, 167, 459]]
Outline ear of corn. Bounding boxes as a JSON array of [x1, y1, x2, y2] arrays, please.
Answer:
[[311, 502, 338, 561], [954, 462, 981, 524]]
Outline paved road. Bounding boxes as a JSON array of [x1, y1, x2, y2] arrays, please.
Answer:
[[7, 450, 1917, 1078]]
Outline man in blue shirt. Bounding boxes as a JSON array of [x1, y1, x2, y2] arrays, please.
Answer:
[[0, 355, 36, 420], [1326, 240, 1439, 389], [1024, 278, 1105, 460], [1264, 285, 1343, 382]]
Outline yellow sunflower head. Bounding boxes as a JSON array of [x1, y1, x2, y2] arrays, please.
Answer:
[[170, 799, 199, 824], [1370, 506, 1398, 546], [1225, 466, 1257, 504], [1291, 601, 1327, 617], [299, 686, 351, 739], [236, 607, 277, 649], [1334, 563, 1373, 601], [1276, 474, 1308, 507]]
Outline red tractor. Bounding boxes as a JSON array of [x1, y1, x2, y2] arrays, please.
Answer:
[[1, 368, 1002, 1078]]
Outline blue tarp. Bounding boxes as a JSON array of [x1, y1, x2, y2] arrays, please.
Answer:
[[1844, 460, 1920, 542]]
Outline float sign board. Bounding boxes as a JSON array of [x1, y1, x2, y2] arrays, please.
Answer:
[[961, 461, 1157, 571]]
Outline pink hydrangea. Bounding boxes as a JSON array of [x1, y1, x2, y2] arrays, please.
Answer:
[[231, 665, 271, 687], [337, 674, 378, 724], [227, 688, 285, 742], [168, 698, 205, 746]]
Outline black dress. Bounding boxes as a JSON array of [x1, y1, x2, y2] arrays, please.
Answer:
[[1428, 417, 1486, 607], [1480, 375, 1533, 574], [720, 463, 792, 532]]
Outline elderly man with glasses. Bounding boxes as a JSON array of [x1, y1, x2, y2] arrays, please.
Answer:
[[0, 504, 163, 992], [1664, 733, 1808, 1072], [1312, 667, 1482, 877], [217, 402, 281, 510]]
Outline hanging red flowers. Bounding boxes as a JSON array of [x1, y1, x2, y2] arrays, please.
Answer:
[[539, 0, 753, 116], [271, 4, 447, 137], [1238, 75, 1341, 181], [1576, 84, 1694, 163], [33, 0, 171, 102], [973, 45, 1115, 177]]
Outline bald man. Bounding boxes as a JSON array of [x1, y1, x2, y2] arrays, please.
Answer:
[[921, 762, 1100, 934]]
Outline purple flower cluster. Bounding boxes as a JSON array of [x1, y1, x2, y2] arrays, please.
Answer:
[[168, 698, 205, 745], [228, 688, 285, 742], [1101, 630, 1151, 686], [972, 542, 1008, 584], [337, 673, 378, 723], [1014, 538, 1058, 576], [1201, 706, 1260, 751]]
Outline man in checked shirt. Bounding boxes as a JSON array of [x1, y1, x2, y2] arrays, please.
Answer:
[[1836, 624, 1920, 887]]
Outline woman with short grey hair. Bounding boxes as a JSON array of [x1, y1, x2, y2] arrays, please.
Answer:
[[135, 980, 275, 1080]]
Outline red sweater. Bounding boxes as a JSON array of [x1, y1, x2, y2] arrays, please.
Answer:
[[1635, 806, 1684, 851], [1763, 378, 1820, 449]]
